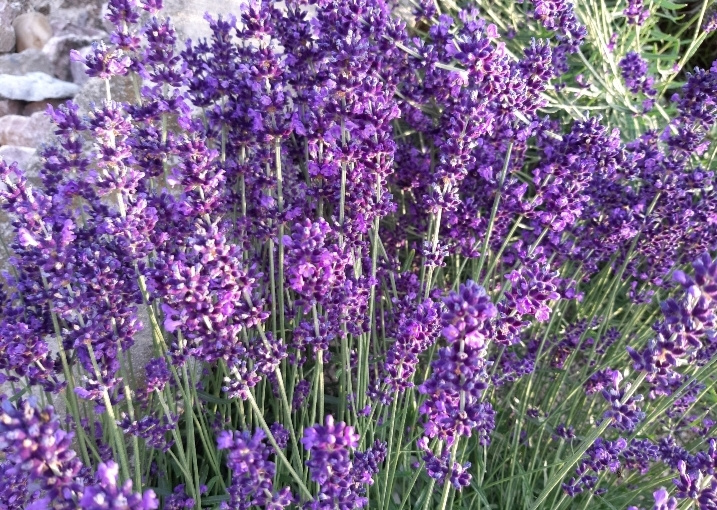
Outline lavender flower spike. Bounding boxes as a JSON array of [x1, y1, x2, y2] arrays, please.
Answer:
[[80, 461, 159, 509], [0, 398, 83, 509]]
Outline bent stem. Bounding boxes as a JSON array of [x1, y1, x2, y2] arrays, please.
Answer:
[[439, 440, 459, 510], [529, 371, 647, 510], [246, 390, 313, 501], [474, 143, 513, 281]]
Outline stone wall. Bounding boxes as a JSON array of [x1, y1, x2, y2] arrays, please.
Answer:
[[0, 0, 257, 405], [0, 0, 414, 403], [0, 0, 137, 400]]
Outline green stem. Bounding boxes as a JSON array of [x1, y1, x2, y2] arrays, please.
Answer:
[[474, 143, 513, 280], [244, 293, 304, 474], [275, 139, 287, 362], [438, 441, 459, 510], [86, 343, 132, 483], [529, 372, 647, 510], [380, 393, 400, 510], [311, 305, 325, 424], [246, 391, 313, 501], [39, 275, 91, 468]]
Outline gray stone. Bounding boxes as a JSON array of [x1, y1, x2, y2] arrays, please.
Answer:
[[160, 0, 238, 46], [49, 1, 106, 33], [73, 75, 136, 114], [0, 1, 23, 53], [0, 48, 52, 75], [12, 11, 53, 52], [0, 111, 53, 147], [0, 98, 22, 116], [0, 115, 29, 146], [393, 1, 414, 26], [30, 0, 50, 14], [0, 72, 79, 101], [0, 144, 37, 170], [22, 98, 64, 115], [42, 30, 104, 80], [53, 23, 105, 40]]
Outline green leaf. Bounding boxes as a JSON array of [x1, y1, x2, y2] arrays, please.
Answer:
[[148, 487, 172, 498], [197, 390, 233, 405], [204, 475, 223, 494], [657, 0, 687, 9], [202, 495, 230, 506], [9, 386, 29, 402], [645, 27, 681, 44]]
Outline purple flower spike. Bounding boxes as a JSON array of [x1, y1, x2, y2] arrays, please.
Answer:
[[217, 429, 291, 510], [620, 52, 656, 98], [140, 0, 163, 13], [145, 357, 170, 393], [563, 437, 627, 497], [699, 479, 717, 509], [418, 281, 496, 465], [600, 369, 645, 431], [164, 485, 199, 510], [0, 461, 32, 509], [73, 41, 131, 79], [284, 218, 347, 308], [624, 0, 650, 25], [377, 298, 441, 402], [302, 415, 359, 456], [627, 252, 717, 395], [0, 399, 83, 509], [528, 0, 587, 74], [80, 461, 159, 509], [302, 416, 380, 509], [441, 280, 497, 349], [703, 8, 717, 33], [674, 460, 701, 500]]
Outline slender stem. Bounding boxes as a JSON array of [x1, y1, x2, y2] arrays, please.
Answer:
[[275, 139, 287, 347], [421, 476, 437, 510], [380, 392, 400, 510], [245, 292, 304, 473], [39, 275, 91, 467], [311, 304, 325, 424], [86, 343, 132, 483], [398, 462, 425, 510], [246, 391, 313, 501], [529, 372, 647, 510], [424, 207, 443, 299], [475, 143, 513, 281], [438, 441, 459, 510], [339, 159, 347, 248]]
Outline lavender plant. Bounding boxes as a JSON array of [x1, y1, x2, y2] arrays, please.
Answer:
[[1, 0, 716, 509]]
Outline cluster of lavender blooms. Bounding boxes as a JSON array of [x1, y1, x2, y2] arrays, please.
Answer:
[[619, 52, 657, 111], [624, 0, 650, 26], [0, 0, 716, 508], [0, 398, 157, 509]]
